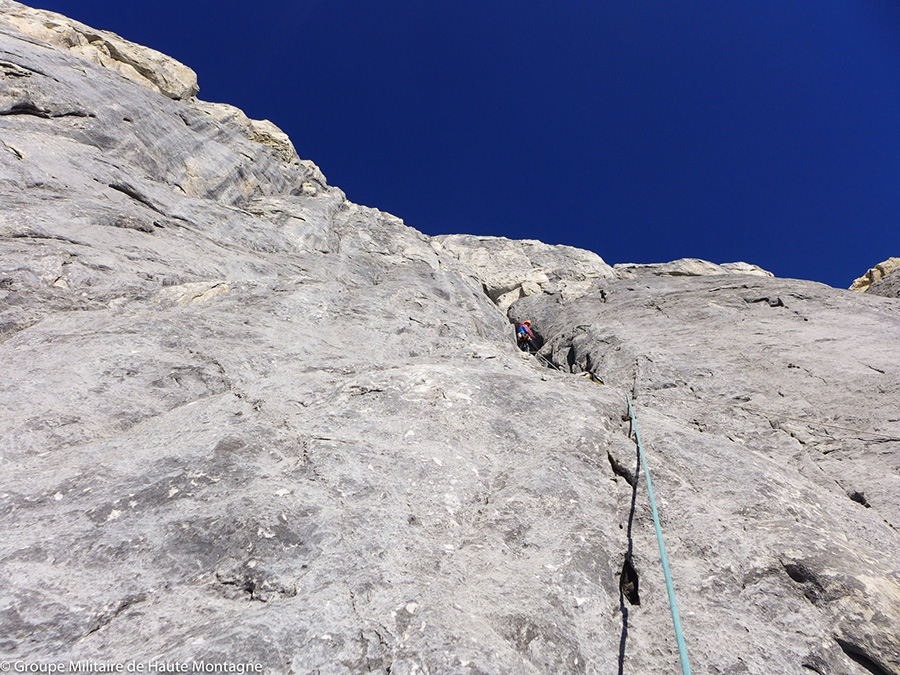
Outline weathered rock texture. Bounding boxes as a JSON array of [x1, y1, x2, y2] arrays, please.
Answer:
[[866, 268, 900, 299], [431, 235, 616, 311], [850, 257, 900, 293], [0, 0, 198, 99], [510, 275, 900, 675], [614, 257, 773, 279], [2, 4, 900, 675]]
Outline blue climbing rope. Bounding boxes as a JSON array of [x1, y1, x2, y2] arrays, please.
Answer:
[[626, 393, 692, 675]]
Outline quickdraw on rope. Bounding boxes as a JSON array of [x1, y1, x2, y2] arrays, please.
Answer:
[[626, 393, 692, 675]]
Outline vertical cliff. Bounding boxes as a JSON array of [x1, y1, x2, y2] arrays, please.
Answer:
[[2, 3, 900, 674]]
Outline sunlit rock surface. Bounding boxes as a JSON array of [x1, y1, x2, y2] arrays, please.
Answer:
[[850, 257, 900, 293], [851, 257, 900, 299], [2, 3, 900, 674], [613, 257, 773, 279], [0, 0, 198, 100], [431, 234, 616, 311]]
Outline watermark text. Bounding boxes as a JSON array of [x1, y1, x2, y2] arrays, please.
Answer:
[[0, 662, 263, 674]]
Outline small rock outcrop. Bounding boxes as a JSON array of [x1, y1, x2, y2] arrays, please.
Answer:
[[868, 267, 900, 298], [190, 100, 309, 166], [850, 256, 900, 292], [3, 4, 900, 675], [432, 234, 616, 310], [614, 257, 773, 279]]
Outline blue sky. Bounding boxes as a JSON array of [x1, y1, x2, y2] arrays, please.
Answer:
[[33, 0, 900, 287]]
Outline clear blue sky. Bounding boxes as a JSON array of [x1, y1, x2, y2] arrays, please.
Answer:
[[32, 0, 900, 287]]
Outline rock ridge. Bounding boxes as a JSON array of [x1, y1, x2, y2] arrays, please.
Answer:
[[431, 236, 771, 313], [0, 0, 199, 100], [613, 257, 772, 279]]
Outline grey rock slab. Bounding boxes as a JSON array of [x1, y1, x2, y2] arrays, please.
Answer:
[[0, 16, 637, 669], [509, 274, 900, 674], [868, 267, 900, 298]]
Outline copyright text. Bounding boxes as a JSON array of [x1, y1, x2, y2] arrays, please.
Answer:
[[0, 662, 263, 674]]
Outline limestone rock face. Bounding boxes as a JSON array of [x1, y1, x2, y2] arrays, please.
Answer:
[[432, 234, 616, 311], [0, 0, 199, 100], [868, 268, 900, 298], [507, 274, 900, 675], [3, 5, 900, 675], [190, 100, 306, 166], [614, 257, 773, 279], [851, 257, 900, 293]]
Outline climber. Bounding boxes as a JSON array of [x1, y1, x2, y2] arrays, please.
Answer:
[[516, 320, 537, 352]]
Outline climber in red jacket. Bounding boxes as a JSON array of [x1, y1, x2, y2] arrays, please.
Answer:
[[516, 320, 536, 352]]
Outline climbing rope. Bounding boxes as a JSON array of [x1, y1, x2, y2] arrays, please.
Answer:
[[626, 393, 692, 675], [532, 351, 604, 383], [532, 350, 564, 372]]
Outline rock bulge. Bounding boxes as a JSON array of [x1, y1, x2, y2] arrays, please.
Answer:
[[850, 256, 900, 294]]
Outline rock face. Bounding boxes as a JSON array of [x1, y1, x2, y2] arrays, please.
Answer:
[[510, 275, 900, 675], [614, 257, 773, 279], [868, 269, 900, 298], [850, 257, 900, 293], [2, 4, 900, 675], [431, 234, 616, 311], [0, 0, 198, 100]]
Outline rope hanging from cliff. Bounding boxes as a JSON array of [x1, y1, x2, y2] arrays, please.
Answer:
[[626, 393, 692, 675], [532, 350, 564, 371]]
